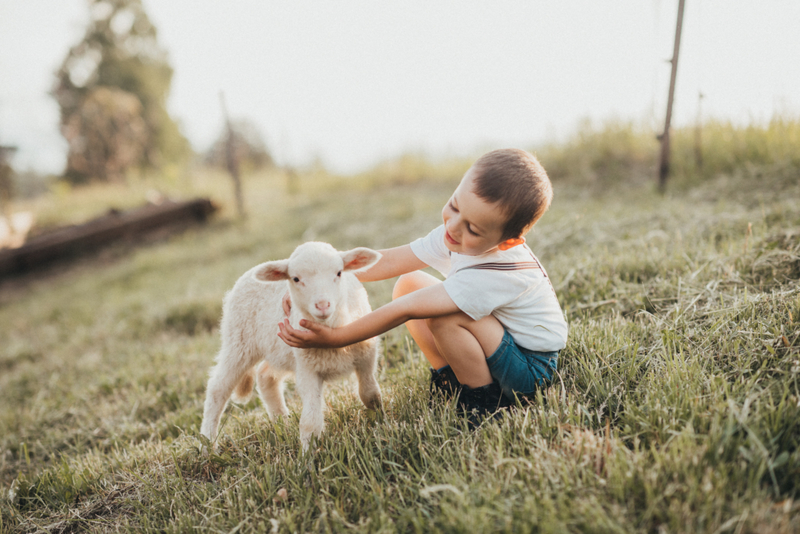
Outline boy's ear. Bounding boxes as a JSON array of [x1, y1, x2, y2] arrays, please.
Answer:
[[253, 259, 290, 282], [498, 237, 526, 251], [340, 248, 382, 273]]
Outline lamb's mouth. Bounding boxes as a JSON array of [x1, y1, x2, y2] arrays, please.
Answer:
[[311, 312, 333, 323]]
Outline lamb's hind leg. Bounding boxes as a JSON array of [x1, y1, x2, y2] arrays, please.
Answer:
[[200, 347, 258, 443], [256, 361, 290, 419], [354, 345, 382, 410]]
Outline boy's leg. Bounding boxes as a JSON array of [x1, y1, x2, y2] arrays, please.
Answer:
[[393, 272, 504, 388], [392, 271, 447, 369], [427, 312, 503, 387]]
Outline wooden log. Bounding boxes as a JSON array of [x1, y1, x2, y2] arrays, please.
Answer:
[[0, 197, 217, 278]]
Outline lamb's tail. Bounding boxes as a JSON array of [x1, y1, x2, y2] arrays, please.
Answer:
[[231, 367, 255, 404]]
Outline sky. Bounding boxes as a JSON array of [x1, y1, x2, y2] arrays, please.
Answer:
[[1, 0, 799, 175]]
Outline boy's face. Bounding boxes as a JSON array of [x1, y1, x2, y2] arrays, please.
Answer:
[[441, 166, 507, 256]]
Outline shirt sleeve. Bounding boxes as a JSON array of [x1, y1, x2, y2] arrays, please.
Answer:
[[442, 268, 536, 321], [409, 225, 451, 276]]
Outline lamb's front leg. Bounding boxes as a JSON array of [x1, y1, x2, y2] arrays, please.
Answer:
[[295, 362, 325, 451], [354, 344, 382, 410]]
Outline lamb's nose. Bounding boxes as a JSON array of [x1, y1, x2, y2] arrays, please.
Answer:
[[315, 300, 331, 313]]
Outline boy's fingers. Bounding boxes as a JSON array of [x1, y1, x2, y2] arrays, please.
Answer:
[[277, 328, 293, 346], [299, 319, 322, 333], [278, 329, 304, 348], [282, 292, 291, 316], [277, 321, 298, 344], [282, 318, 298, 334], [279, 319, 316, 344], [278, 319, 338, 349]]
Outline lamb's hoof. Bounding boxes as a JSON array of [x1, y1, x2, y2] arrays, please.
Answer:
[[300, 435, 322, 454], [361, 394, 382, 411], [267, 410, 290, 421], [299, 425, 323, 453], [198, 433, 216, 456]]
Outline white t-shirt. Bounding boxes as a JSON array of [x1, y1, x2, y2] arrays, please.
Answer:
[[410, 225, 568, 352]]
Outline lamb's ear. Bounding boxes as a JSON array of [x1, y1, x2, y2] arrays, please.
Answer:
[[253, 260, 290, 282], [340, 248, 381, 273]]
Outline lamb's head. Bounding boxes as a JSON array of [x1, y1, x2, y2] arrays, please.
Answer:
[[253, 242, 381, 324]]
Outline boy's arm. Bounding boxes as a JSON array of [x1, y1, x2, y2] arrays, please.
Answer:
[[356, 244, 427, 282], [278, 283, 459, 349]]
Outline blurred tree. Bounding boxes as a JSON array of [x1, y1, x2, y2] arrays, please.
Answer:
[[204, 118, 274, 173], [0, 145, 16, 211], [63, 87, 148, 182], [53, 0, 189, 183]]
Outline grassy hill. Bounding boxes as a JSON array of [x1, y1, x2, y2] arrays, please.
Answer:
[[2, 133, 800, 532]]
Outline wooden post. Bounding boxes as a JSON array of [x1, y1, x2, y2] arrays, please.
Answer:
[[219, 92, 245, 218], [0, 145, 17, 217], [658, 0, 686, 193]]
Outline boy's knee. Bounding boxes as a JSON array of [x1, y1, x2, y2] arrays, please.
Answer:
[[392, 274, 414, 300], [392, 271, 437, 300], [427, 312, 466, 333], [426, 315, 447, 332]]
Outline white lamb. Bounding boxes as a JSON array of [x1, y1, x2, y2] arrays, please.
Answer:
[[200, 242, 382, 450]]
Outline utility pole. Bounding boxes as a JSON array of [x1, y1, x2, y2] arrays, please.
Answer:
[[658, 0, 686, 193], [219, 92, 245, 219]]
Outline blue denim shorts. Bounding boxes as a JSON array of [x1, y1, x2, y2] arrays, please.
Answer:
[[485, 330, 559, 400]]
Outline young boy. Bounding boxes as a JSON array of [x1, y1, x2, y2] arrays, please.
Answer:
[[278, 148, 567, 421]]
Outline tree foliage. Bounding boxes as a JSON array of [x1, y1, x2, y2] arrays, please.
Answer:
[[53, 0, 189, 183], [63, 86, 148, 182]]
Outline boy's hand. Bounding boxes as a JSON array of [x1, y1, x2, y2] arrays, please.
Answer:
[[282, 292, 291, 316], [277, 319, 343, 349]]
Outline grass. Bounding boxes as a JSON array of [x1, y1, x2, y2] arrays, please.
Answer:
[[537, 116, 800, 190], [1, 140, 800, 532]]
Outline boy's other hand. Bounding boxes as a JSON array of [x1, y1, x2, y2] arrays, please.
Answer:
[[282, 292, 291, 316], [277, 318, 342, 349]]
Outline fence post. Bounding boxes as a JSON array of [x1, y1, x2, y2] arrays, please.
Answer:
[[658, 0, 686, 193], [219, 92, 246, 218]]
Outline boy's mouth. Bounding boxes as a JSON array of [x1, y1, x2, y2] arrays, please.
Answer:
[[444, 230, 460, 245]]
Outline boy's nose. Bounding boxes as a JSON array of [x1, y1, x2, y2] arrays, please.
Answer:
[[445, 222, 459, 239]]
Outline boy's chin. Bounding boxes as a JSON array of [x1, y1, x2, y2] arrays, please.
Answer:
[[443, 241, 460, 253], [443, 237, 497, 256]]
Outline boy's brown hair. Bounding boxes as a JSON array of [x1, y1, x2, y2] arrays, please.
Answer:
[[472, 148, 553, 241]]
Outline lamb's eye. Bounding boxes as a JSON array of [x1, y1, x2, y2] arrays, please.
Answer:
[[337, 271, 342, 277], [292, 277, 300, 283]]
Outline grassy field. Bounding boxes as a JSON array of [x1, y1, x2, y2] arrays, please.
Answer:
[[1, 144, 800, 532]]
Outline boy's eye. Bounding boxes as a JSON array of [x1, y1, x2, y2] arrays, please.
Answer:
[[449, 201, 459, 212], [467, 225, 479, 236]]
